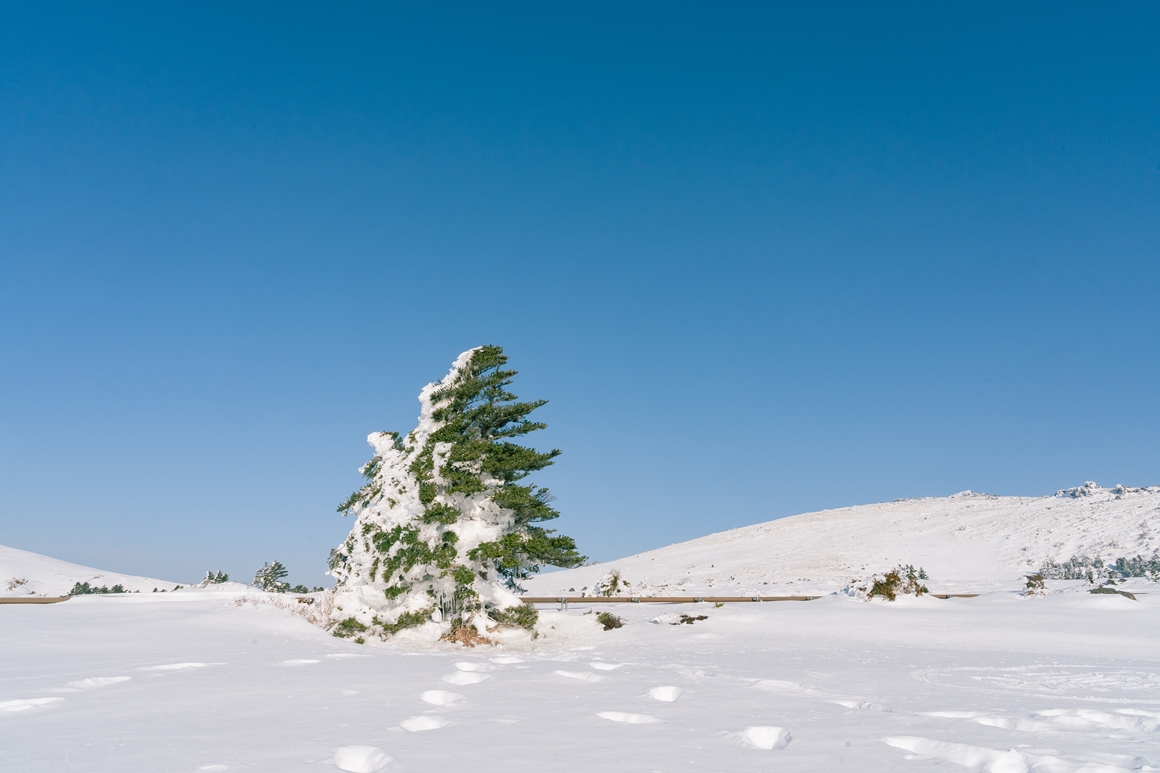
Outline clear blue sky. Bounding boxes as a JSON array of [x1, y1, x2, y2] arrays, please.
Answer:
[[1, 3, 1157, 587]]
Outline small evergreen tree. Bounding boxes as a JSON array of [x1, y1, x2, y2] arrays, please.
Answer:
[[867, 564, 928, 600], [68, 582, 126, 595], [202, 570, 229, 585], [328, 346, 585, 642], [254, 561, 290, 592]]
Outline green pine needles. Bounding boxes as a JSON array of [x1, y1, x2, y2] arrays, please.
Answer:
[[327, 346, 585, 643], [68, 581, 127, 595], [253, 561, 290, 592]]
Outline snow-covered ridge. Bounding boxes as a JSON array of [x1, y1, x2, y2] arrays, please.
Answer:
[[524, 482, 1160, 596], [0, 543, 180, 596]]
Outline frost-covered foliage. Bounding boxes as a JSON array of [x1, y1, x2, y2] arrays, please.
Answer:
[[202, 570, 229, 585], [1040, 551, 1160, 581], [327, 346, 585, 642], [253, 561, 290, 592], [1024, 573, 1046, 596], [1057, 481, 1144, 499], [867, 565, 928, 601], [1056, 481, 1102, 498], [593, 569, 630, 597]]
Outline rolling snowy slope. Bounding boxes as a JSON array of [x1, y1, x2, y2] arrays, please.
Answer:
[[525, 482, 1160, 597], [0, 543, 180, 596]]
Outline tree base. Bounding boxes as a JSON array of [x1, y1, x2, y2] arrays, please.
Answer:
[[440, 623, 496, 647]]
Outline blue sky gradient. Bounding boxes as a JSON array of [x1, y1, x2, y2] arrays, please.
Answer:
[[2, 3, 1158, 586]]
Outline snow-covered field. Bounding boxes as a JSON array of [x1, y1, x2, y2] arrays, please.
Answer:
[[3, 482, 1159, 772], [2, 585, 1158, 772]]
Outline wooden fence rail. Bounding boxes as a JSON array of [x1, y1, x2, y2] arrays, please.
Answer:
[[520, 593, 980, 607], [0, 596, 70, 604], [1, 593, 984, 607], [521, 595, 820, 604]]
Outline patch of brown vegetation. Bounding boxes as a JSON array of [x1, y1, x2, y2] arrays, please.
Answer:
[[440, 622, 496, 647]]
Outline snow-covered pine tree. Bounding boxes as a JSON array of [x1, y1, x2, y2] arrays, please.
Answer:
[[254, 561, 290, 592], [327, 346, 585, 642], [202, 570, 229, 585]]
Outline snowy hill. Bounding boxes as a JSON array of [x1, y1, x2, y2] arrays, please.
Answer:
[[0, 543, 180, 596], [524, 482, 1160, 596]]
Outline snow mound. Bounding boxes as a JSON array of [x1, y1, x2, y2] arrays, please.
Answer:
[[525, 482, 1160, 595], [742, 726, 791, 750], [0, 543, 180, 596], [333, 745, 391, 772]]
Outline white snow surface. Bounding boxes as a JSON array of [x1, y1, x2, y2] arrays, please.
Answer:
[[2, 583, 1158, 771], [0, 542, 180, 596], [524, 482, 1160, 596]]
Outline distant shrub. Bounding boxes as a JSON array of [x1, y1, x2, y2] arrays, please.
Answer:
[[6, 577, 28, 591], [671, 614, 708, 626], [202, 571, 229, 584], [1040, 551, 1160, 582], [1024, 574, 1046, 596], [868, 572, 901, 601], [868, 565, 928, 601], [1090, 585, 1137, 600], [253, 561, 291, 592], [595, 611, 624, 630], [595, 570, 626, 598], [68, 582, 126, 596]]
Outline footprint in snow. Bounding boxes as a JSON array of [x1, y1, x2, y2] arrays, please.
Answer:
[[421, 690, 465, 706], [334, 745, 392, 772], [280, 659, 321, 666], [454, 661, 493, 672], [555, 670, 605, 682], [597, 711, 663, 724], [51, 676, 131, 692], [741, 726, 791, 750], [832, 699, 890, 712], [883, 736, 1022, 770], [0, 697, 64, 713], [443, 671, 489, 685], [649, 686, 683, 702], [925, 707, 1159, 733], [400, 715, 448, 732]]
